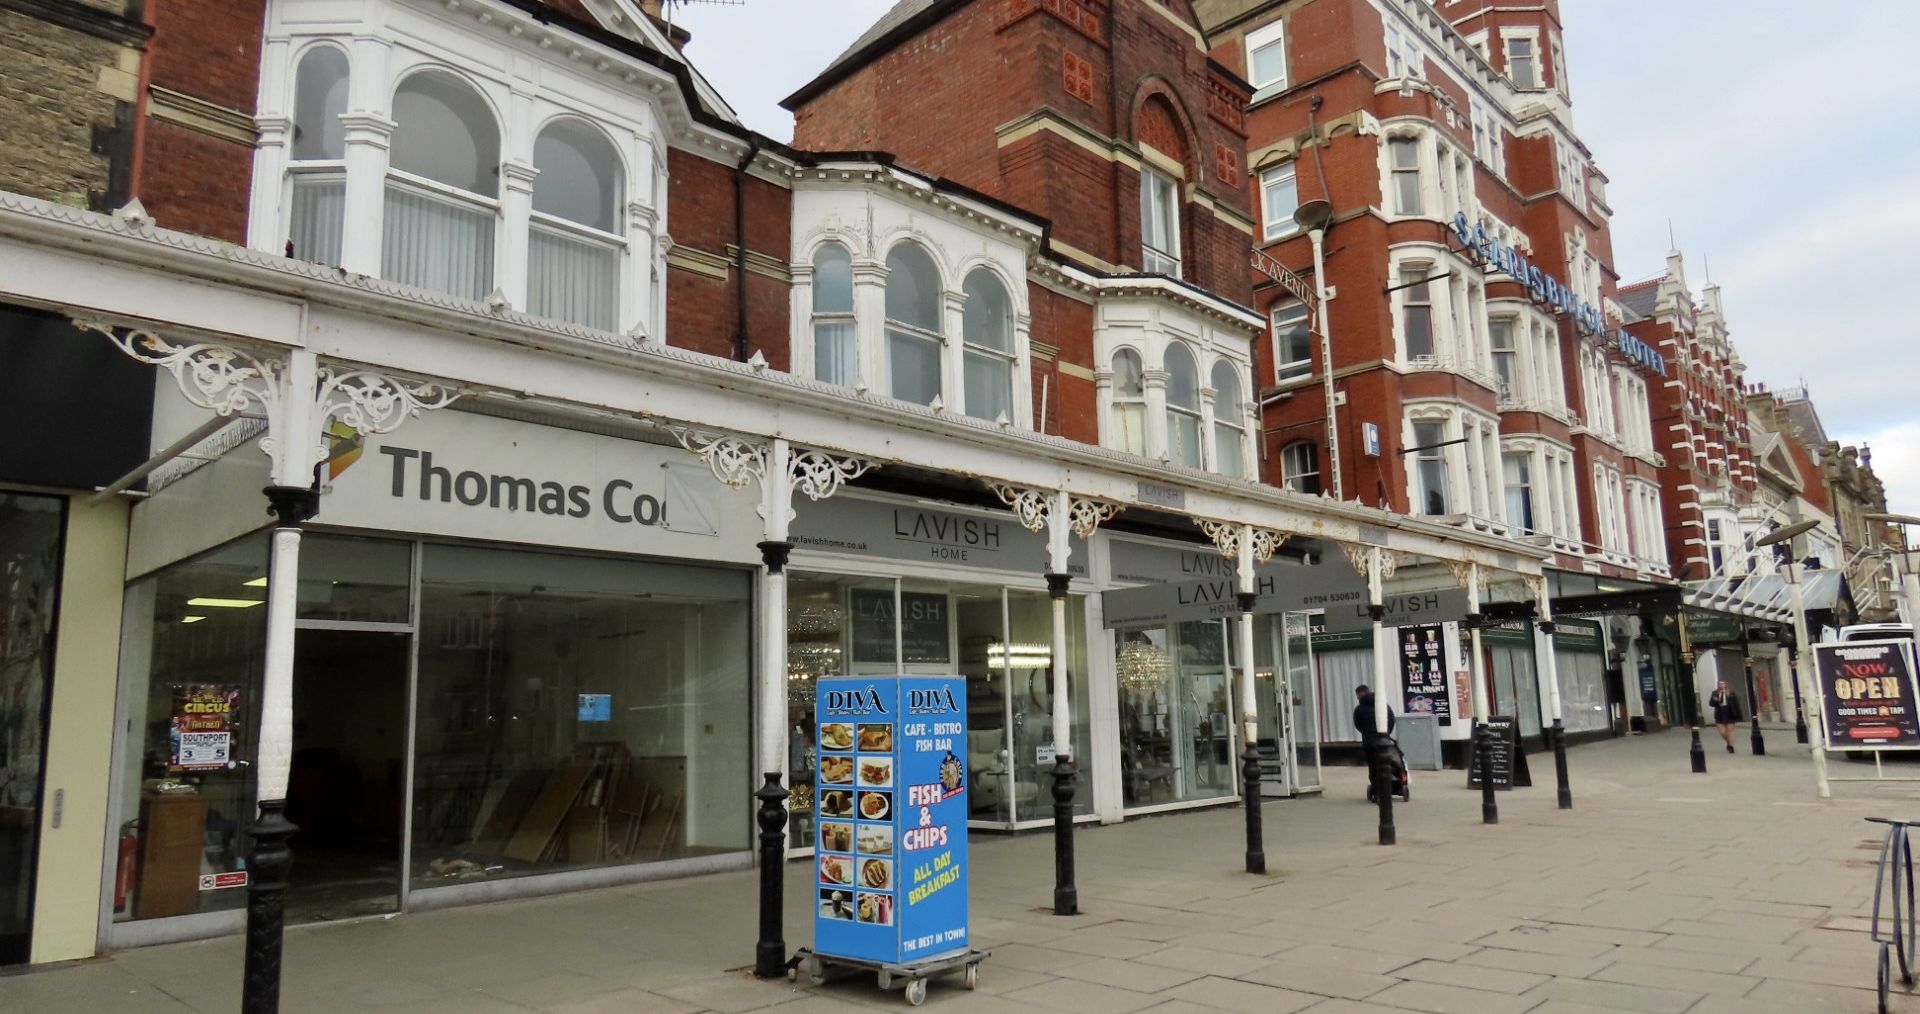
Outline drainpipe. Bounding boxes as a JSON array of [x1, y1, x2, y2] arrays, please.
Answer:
[[732, 136, 762, 362]]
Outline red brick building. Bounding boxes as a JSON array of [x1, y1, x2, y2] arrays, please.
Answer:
[[1619, 252, 1751, 582], [1197, 0, 1672, 583]]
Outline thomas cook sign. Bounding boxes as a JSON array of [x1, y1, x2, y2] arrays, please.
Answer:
[[322, 409, 764, 564]]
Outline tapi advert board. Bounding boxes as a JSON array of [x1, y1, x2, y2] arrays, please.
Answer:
[[814, 674, 970, 965], [1814, 639, 1920, 750], [1465, 715, 1531, 789]]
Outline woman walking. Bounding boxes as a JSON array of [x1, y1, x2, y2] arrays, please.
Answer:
[[1708, 680, 1744, 753]]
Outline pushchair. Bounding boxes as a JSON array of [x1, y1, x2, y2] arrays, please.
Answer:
[[1364, 737, 1412, 803]]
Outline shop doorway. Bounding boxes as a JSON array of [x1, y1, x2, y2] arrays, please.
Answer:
[[286, 627, 410, 922], [0, 493, 64, 965]]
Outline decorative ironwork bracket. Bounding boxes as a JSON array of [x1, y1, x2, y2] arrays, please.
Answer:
[[1067, 497, 1122, 539], [988, 483, 1052, 533]]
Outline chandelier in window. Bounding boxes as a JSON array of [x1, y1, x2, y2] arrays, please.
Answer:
[[1116, 639, 1169, 695]]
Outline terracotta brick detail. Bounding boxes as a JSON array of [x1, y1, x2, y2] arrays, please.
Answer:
[[1062, 50, 1094, 103], [1212, 141, 1239, 186]]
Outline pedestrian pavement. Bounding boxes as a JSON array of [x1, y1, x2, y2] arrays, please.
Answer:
[[6, 731, 1920, 1013]]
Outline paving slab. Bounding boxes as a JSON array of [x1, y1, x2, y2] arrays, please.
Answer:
[[1238, 958, 1398, 1000], [1153, 974, 1321, 1014], [1387, 957, 1547, 995], [1520, 975, 1701, 1014], [1364, 979, 1540, 1014]]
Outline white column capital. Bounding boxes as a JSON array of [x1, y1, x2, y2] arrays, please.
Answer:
[[340, 112, 397, 147], [501, 159, 541, 194]]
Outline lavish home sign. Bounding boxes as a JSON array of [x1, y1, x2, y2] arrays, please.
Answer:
[[1814, 639, 1920, 750], [814, 675, 969, 965]]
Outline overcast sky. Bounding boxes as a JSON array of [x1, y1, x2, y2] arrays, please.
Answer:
[[669, 0, 1919, 517]]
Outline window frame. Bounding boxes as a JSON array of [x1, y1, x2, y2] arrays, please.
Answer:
[[883, 241, 947, 407], [1139, 167, 1183, 277], [1245, 20, 1288, 95], [809, 241, 857, 387], [1271, 299, 1313, 383], [1410, 418, 1452, 517], [1110, 347, 1148, 457], [960, 267, 1017, 422], [1281, 441, 1321, 495], [1163, 342, 1205, 469], [1388, 135, 1424, 217], [1399, 263, 1435, 361], [1210, 358, 1248, 479], [1503, 450, 1534, 534], [1259, 161, 1300, 242], [1504, 32, 1540, 90]]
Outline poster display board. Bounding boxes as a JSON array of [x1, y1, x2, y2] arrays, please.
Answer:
[[1464, 715, 1531, 790], [814, 675, 969, 965], [1400, 625, 1451, 726], [1814, 640, 1920, 750], [169, 685, 241, 771]]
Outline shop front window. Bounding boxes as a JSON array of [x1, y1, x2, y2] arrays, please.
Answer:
[[787, 574, 1092, 842], [1116, 621, 1237, 807], [410, 544, 751, 887], [116, 536, 270, 924], [0, 493, 65, 962]]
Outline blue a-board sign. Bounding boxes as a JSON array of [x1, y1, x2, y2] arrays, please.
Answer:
[[814, 674, 969, 965]]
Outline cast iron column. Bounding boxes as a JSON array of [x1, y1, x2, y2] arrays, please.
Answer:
[[1538, 618, 1572, 810], [1742, 647, 1766, 757], [1047, 571, 1078, 915], [1464, 612, 1497, 824], [242, 485, 318, 1014], [753, 540, 793, 979], [1237, 592, 1265, 874]]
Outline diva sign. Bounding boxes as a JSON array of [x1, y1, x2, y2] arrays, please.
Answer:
[[1813, 639, 1920, 749]]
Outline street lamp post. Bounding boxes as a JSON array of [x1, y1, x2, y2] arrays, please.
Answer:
[[1293, 199, 1341, 502], [1740, 635, 1765, 756], [1758, 520, 1826, 794], [1679, 608, 1707, 774]]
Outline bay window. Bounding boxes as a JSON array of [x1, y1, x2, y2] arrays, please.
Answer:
[[286, 46, 348, 266], [1140, 167, 1182, 276], [1400, 266, 1434, 360], [384, 71, 500, 301], [961, 269, 1015, 422], [1389, 136, 1423, 216], [1165, 343, 1204, 468], [1412, 420, 1450, 516], [528, 119, 622, 330], [811, 243, 856, 386], [1112, 348, 1147, 456], [1211, 360, 1247, 479], [1490, 317, 1518, 399], [1504, 452, 1534, 534], [884, 242, 944, 406], [1272, 299, 1312, 381]]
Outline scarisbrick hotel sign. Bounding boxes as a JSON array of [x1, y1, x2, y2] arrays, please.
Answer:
[[1452, 212, 1668, 378]]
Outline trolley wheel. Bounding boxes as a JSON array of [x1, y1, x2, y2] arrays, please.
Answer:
[[966, 963, 979, 991], [877, 970, 892, 991], [905, 978, 927, 1006], [786, 966, 798, 983], [1400, 783, 1411, 803], [807, 957, 827, 986]]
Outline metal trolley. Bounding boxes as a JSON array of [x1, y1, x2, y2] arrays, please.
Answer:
[[1868, 816, 1918, 1013], [789, 946, 990, 1007]]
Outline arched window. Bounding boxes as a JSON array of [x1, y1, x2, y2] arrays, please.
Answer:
[[528, 119, 623, 329], [384, 71, 499, 300], [1164, 343, 1203, 468], [961, 269, 1014, 422], [811, 243, 855, 385], [884, 242, 943, 406], [1281, 442, 1321, 495], [286, 46, 348, 265], [1111, 348, 1146, 456], [1211, 360, 1246, 479]]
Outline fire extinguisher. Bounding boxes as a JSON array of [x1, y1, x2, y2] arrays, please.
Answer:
[[115, 821, 139, 913]]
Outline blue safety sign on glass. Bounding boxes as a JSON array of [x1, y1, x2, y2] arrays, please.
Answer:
[[813, 674, 969, 965], [577, 693, 611, 722]]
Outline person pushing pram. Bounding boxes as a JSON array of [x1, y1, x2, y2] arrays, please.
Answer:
[[1354, 685, 1410, 802]]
